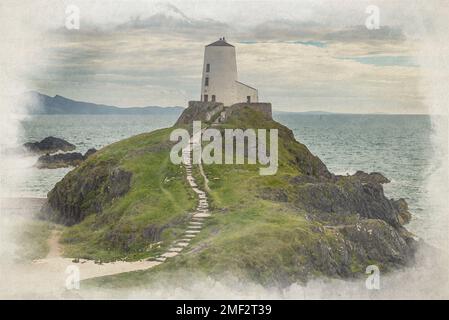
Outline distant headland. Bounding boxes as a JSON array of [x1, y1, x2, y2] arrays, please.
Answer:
[[23, 91, 184, 115]]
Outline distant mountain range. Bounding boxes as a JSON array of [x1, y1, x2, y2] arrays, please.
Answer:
[[25, 92, 184, 115]]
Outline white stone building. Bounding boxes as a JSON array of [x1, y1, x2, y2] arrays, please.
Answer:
[[200, 38, 258, 106]]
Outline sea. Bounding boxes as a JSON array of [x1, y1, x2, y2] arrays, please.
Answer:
[[11, 113, 442, 246]]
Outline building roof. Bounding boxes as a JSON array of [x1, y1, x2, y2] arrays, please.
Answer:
[[235, 80, 257, 91], [206, 38, 234, 47]]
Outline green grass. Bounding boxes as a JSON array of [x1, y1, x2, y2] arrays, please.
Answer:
[[58, 128, 197, 262]]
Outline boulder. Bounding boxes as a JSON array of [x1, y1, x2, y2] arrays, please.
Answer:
[[24, 136, 75, 154], [37, 152, 84, 169], [36, 148, 97, 169], [392, 198, 412, 225], [84, 148, 97, 159], [348, 170, 390, 184]]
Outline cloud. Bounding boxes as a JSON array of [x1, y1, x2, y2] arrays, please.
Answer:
[[323, 25, 405, 42], [29, 1, 424, 113]]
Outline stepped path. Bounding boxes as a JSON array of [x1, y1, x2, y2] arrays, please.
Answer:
[[153, 128, 210, 262], [31, 130, 210, 280]]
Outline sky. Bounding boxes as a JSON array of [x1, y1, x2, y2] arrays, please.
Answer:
[[5, 0, 445, 113]]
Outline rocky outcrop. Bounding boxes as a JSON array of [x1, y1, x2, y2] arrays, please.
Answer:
[[282, 219, 415, 281], [392, 198, 412, 225], [84, 148, 97, 159], [218, 102, 272, 123], [175, 101, 224, 125], [37, 152, 84, 169], [345, 170, 390, 184], [176, 101, 273, 126], [338, 219, 415, 267], [41, 162, 132, 226], [293, 179, 402, 227], [36, 148, 97, 169], [24, 136, 75, 154]]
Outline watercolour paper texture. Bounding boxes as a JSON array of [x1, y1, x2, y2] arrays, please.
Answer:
[[0, 0, 448, 299]]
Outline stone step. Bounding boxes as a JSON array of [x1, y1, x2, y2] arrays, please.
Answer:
[[194, 213, 211, 218], [162, 251, 179, 258], [184, 234, 196, 238], [169, 247, 183, 252], [176, 242, 190, 247], [187, 225, 202, 229], [185, 230, 201, 234], [155, 257, 166, 262], [189, 221, 203, 225]]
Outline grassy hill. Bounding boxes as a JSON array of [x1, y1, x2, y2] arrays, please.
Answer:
[[41, 105, 417, 287]]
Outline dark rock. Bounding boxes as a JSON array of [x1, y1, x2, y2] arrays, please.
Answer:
[[106, 168, 132, 200], [24, 136, 75, 154], [41, 162, 132, 226], [339, 219, 415, 267], [344, 170, 391, 184], [84, 148, 97, 159], [259, 187, 288, 202], [36, 148, 98, 169], [294, 180, 403, 228], [37, 152, 84, 169], [392, 198, 412, 225]]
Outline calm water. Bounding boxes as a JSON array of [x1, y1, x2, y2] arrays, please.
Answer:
[[275, 113, 434, 237], [17, 113, 434, 241]]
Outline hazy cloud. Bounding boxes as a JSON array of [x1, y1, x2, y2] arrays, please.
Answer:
[[30, 0, 426, 113]]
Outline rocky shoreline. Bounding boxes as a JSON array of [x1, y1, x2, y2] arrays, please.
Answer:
[[23, 136, 97, 169], [24, 136, 75, 154], [36, 148, 97, 169]]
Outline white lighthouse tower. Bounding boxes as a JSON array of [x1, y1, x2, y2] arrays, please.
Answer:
[[200, 37, 258, 106]]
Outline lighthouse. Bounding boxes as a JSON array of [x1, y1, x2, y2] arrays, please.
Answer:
[[200, 37, 258, 106]]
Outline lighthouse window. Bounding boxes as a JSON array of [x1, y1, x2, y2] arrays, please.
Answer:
[[206, 63, 210, 72], [205, 77, 209, 86], [212, 95, 216, 102]]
